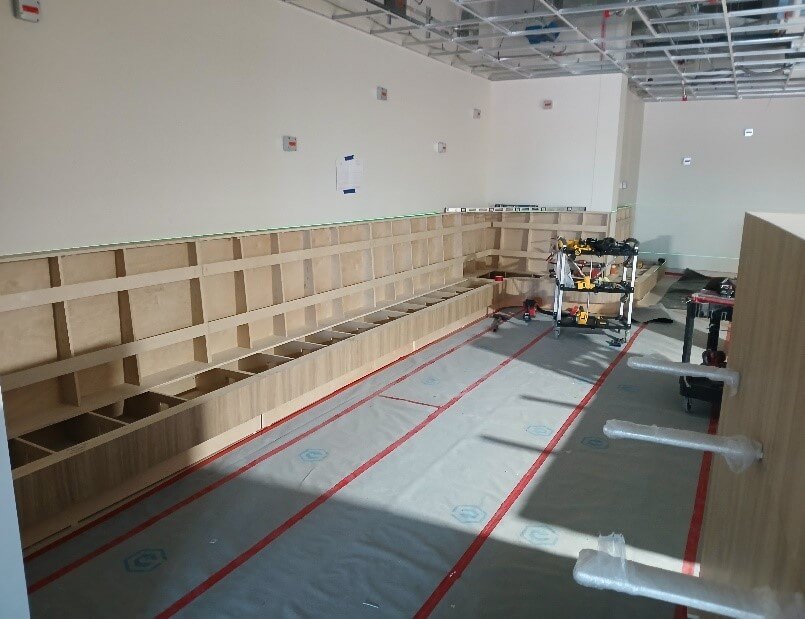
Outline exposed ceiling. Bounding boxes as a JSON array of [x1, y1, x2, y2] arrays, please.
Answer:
[[283, 0, 805, 100]]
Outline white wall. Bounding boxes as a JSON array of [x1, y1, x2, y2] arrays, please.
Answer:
[[0, 0, 490, 256], [486, 74, 627, 212], [616, 90, 644, 208], [0, 396, 29, 618], [636, 98, 805, 273]]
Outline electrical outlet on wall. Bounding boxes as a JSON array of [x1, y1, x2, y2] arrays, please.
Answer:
[[744, 128, 754, 137], [14, 0, 40, 22], [376, 86, 388, 101], [435, 141, 447, 153], [473, 108, 482, 119], [283, 136, 297, 152], [682, 156, 692, 166]]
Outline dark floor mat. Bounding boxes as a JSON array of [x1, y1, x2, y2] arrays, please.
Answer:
[[659, 269, 709, 309], [632, 306, 674, 324]]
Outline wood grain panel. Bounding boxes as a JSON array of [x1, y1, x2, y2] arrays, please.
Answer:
[[699, 213, 805, 595]]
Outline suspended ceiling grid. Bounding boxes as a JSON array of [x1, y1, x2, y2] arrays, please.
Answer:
[[283, 0, 805, 100]]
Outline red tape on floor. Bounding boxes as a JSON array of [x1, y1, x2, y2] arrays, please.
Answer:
[[674, 414, 719, 619], [154, 325, 554, 617], [27, 311, 514, 592], [414, 323, 647, 617]]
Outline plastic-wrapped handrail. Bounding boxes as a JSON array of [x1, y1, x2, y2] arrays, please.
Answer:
[[603, 419, 763, 473], [574, 535, 804, 618], [627, 356, 740, 396]]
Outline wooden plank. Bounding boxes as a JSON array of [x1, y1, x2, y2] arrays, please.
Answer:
[[47, 258, 80, 406], [116, 250, 140, 386], [698, 213, 805, 596], [0, 224, 485, 313], [493, 222, 609, 233], [0, 217, 486, 265]]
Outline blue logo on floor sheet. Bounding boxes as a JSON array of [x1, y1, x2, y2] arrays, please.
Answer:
[[526, 424, 553, 437], [618, 383, 640, 393], [124, 548, 167, 572], [581, 436, 610, 450], [421, 375, 440, 386], [521, 525, 558, 547], [452, 505, 486, 524], [299, 448, 328, 462]]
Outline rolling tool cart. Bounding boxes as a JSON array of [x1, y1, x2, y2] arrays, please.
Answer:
[[552, 237, 639, 346], [680, 285, 735, 413]]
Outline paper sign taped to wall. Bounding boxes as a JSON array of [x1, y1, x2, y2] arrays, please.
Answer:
[[337, 155, 363, 195]]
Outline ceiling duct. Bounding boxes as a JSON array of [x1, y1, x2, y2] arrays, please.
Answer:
[[283, 0, 805, 99], [456, 9, 480, 39], [384, 0, 406, 19]]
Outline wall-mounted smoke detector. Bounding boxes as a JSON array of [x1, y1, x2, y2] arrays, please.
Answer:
[[14, 0, 40, 22], [376, 86, 388, 101]]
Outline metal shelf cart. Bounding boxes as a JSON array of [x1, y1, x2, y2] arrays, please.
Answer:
[[680, 288, 735, 413], [552, 237, 640, 346]]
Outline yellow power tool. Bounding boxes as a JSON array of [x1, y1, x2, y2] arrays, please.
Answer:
[[576, 306, 589, 326], [560, 239, 594, 256]]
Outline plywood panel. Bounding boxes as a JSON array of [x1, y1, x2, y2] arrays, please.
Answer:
[[0, 259, 51, 294], [124, 243, 192, 275], [342, 250, 372, 287], [4, 379, 67, 437], [129, 281, 195, 339], [66, 294, 122, 355], [239, 234, 274, 258], [202, 273, 238, 320], [76, 361, 126, 397], [60, 251, 117, 285], [0, 307, 59, 375], [197, 238, 235, 264], [699, 213, 805, 595], [393, 242, 413, 274], [372, 246, 394, 279], [340, 223, 371, 242], [207, 328, 244, 359], [137, 340, 198, 379]]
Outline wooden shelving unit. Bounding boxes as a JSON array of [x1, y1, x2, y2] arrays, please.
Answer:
[[485, 206, 665, 313], [0, 209, 645, 546], [0, 213, 496, 545], [489, 206, 633, 275], [613, 205, 634, 241]]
